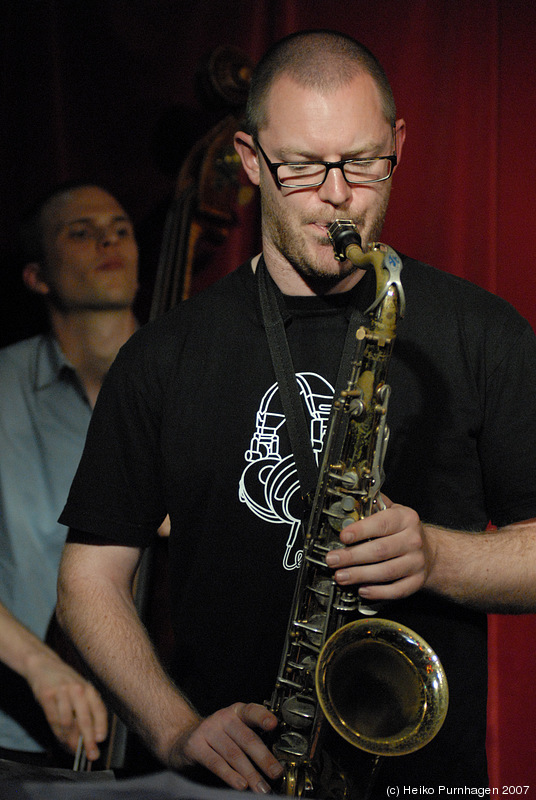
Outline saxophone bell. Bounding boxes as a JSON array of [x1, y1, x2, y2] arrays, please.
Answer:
[[315, 618, 449, 757]]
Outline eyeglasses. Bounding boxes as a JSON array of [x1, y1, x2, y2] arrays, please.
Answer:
[[254, 138, 397, 189]]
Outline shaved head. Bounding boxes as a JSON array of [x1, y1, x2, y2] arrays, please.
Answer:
[[246, 30, 396, 137]]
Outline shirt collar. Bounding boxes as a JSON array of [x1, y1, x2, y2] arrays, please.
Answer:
[[34, 334, 77, 391]]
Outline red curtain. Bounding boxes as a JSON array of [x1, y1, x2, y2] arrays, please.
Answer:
[[2, 0, 535, 788]]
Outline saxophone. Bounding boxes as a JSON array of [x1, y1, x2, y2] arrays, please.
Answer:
[[266, 221, 449, 799]]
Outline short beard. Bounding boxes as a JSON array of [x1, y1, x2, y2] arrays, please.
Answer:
[[262, 191, 390, 293], [288, 239, 357, 292]]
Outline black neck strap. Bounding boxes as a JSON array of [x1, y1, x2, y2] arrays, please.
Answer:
[[257, 255, 365, 507]]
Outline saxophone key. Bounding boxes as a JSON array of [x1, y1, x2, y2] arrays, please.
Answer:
[[349, 397, 366, 417], [340, 469, 359, 488], [273, 731, 309, 762], [309, 539, 342, 557], [326, 497, 359, 531], [281, 695, 316, 729], [287, 654, 317, 680], [294, 613, 326, 647], [309, 578, 334, 608], [275, 676, 304, 691], [340, 495, 356, 512]]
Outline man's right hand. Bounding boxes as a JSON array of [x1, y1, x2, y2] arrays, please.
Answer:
[[26, 647, 108, 760], [58, 544, 283, 788], [170, 702, 284, 793]]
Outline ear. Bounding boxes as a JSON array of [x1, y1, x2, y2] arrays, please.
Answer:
[[234, 131, 260, 187], [22, 262, 50, 296], [393, 118, 406, 169]]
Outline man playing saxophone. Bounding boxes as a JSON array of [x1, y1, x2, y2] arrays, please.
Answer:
[[56, 30, 536, 797]]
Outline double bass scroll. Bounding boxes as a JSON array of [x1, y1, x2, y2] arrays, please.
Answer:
[[150, 45, 254, 317]]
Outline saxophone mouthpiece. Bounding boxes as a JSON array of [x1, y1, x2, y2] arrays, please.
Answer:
[[328, 219, 363, 262]]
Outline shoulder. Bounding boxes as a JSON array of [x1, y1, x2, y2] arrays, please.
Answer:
[[402, 256, 525, 314], [0, 334, 42, 363], [0, 335, 45, 384], [395, 256, 536, 392], [0, 337, 43, 422], [119, 261, 258, 359], [400, 255, 533, 340], [104, 261, 259, 391]]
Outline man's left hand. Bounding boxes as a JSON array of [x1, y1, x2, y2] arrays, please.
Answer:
[[325, 496, 433, 601]]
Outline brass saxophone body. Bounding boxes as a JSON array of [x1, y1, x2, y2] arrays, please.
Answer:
[[266, 221, 449, 799]]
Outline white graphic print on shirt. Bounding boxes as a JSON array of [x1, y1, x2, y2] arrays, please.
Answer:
[[239, 373, 334, 570]]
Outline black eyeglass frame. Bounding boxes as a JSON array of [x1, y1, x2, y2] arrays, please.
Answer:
[[253, 137, 398, 188]]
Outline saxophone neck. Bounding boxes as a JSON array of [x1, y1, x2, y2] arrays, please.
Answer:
[[364, 243, 406, 322], [327, 219, 406, 321]]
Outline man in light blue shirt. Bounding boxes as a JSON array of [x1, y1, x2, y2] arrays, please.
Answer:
[[0, 182, 139, 764]]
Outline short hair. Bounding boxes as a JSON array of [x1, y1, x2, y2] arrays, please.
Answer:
[[18, 180, 120, 264], [245, 30, 396, 138]]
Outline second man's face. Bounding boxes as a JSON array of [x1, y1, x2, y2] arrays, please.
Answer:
[[39, 185, 139, 312]]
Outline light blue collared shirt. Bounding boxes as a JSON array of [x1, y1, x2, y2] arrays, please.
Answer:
[[0, 334, 91, 751]]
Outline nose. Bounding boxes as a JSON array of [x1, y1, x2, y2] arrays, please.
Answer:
[[317, 165, 353, 206], [97, 225, 119, 247]]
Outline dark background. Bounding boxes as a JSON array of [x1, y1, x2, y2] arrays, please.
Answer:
[[2, 0, 535, 788]]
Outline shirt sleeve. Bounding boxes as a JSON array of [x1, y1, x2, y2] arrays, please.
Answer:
[[59, 329, 169, 547], [479, 320, 536, 527]]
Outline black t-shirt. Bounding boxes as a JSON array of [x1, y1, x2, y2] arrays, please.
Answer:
[[61, 255, 536, 791]]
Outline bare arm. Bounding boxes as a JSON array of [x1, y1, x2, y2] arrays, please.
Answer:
[[0, 600, 107, 759], [57, 541, 282, 792], [326, 499, 536, 613], [422, 517, 536, 611]]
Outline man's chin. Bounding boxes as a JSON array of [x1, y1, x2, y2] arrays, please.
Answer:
[[310, 243, 357, 277], [293, 254, 357, 292]]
